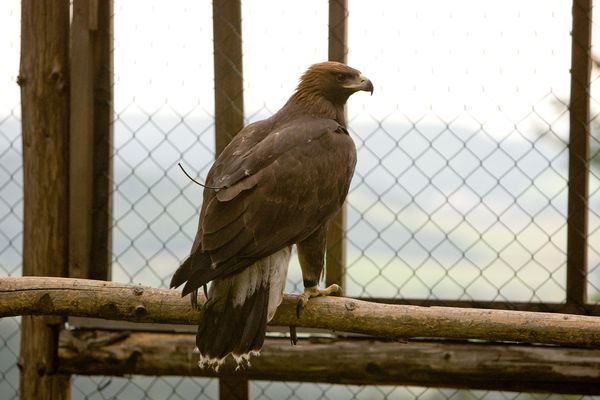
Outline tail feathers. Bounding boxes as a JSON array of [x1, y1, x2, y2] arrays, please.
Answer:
[[170, 250, 212, 289], [170, 256, 192, 289], [186, 247, 291, 370], [196, 279, 270, 370], [171, 249, 254, 297]]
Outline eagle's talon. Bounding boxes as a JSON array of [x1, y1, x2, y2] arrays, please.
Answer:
[[296, 284, 342, 318], [296, 294, 309, 318], [289, 326, 298, 345], [190, 288, 199, 310]]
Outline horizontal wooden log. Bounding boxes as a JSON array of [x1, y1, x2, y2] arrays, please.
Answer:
[[57, 329, 600, 394], [368, 298, 600, 315], [1, 276, 600, 347]]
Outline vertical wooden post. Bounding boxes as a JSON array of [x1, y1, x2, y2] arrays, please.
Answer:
[[19, 1, 71, 398], [213, 0, 244, 156], [566, 0, 591, 313], [91, 0, 114, 281], [69, 0, 94, 280], [213, 1, 248, 399], [219, 375, 249, 400], [328, 0, 349, 64], [326, 0, 349, 294], [69, 0, 113, 281]]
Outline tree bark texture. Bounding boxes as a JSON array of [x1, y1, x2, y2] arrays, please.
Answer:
[[69, 0, 113, 281], [19, 1, 71, 398], [2, 277, 600, 348], [57, 329, 600, 394]]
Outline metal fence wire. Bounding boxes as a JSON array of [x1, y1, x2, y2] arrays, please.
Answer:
[[1, 0, 600, 399]]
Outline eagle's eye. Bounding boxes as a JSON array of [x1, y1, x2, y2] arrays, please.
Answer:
[[335, 73, 346, 82]]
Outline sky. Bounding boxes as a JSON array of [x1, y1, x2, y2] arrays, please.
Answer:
[[107, 0, 575, 128], [0, 1, 578, 128]]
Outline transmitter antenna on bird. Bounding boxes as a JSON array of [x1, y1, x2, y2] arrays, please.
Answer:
[[178, 162, 221, 190]]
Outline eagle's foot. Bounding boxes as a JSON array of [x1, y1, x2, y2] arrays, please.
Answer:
[[296, 284, 341, 318]]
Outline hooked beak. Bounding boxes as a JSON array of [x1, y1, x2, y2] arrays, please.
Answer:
[[359, 74, 374, 95], [344, 73, 374, 95]]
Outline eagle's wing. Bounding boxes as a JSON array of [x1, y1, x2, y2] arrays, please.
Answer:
[[174, 116, 356, 296]]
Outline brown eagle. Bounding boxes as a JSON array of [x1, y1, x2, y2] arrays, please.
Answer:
[[170, 61, 373, 369]]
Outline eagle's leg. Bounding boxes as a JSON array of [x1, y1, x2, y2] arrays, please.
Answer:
[[296, 283, 341, 317], [296, 225, 340, 318]]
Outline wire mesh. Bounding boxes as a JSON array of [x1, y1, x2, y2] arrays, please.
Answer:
[[1, 0, 600, 399], [72, 1, 219, 397], [587, 33, 600, 302], [0, 1, 22, 399], [251, 383, 598, 400], [344, 1, 576, 302]]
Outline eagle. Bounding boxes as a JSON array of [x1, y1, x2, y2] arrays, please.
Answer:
[[170, 61, 373, 369]]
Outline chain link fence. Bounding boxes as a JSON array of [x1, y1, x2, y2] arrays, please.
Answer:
[[1, 0, 600, 399], [0, 1, 23, 398], [346, 1, 575, 302]]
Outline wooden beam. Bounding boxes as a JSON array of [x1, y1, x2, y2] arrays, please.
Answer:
[[18, 0, 71, 398], [212, 2, 245, 397], [90, 0, 113, 281], [219, 376, 249, 400], [326, 0, 349, 294], [69, 0, 113, 281], [328, 0, 348, 63], [566, 0, 592, 312], [57, 329, 600, 394], [212, 0, 244, 156], [3, 277, 600, 348], [69, 0, 95, 280]]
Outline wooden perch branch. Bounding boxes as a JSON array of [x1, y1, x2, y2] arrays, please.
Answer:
[[57, 330, 600, 394], [1, 276, 600, 347]]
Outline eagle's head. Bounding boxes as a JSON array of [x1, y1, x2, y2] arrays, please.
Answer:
[[297, 61, 373, 105]]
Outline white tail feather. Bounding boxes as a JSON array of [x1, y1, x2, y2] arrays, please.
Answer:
[[197, 247, 291, 370]]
